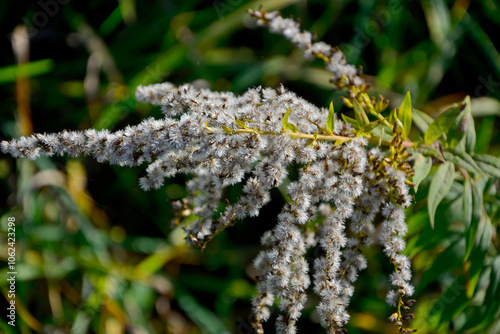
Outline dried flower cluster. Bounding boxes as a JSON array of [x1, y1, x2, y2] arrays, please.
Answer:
[[1, 9, 418, 334], [248, 9, 366, 93]]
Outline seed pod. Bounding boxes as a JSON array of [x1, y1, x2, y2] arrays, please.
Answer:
[[405, 299, 417, 307], [402, 313, 415, 322], [388, 313, 398, 323]]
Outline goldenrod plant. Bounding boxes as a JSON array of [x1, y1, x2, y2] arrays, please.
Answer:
[[1, 3, 499, 334]]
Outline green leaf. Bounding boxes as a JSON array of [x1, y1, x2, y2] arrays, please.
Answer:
[[281, 108, 299, 133], [483, 254, 500, 323], [473, 154, 500, 178], [412, 108, 434, 134], [463, 178, 473, 260], [412, 153, 432, 193], [398, 90, 412, 138], [341, 114, 359, 130], [424, 97, 469, 144], [475, 116, 495, 153], [457, 111, 476, 154], [353, 99, 370, 126], [235, 116, 248, 129], [413, 143, 444, 161], [388, 108, 404, 132], [388, 107, 397, 125], [465, 113, 476, 154], [71, 311, 93, 334], [0, 59, 55, 84], [306, 118, 328, 135], [448, 96, 472, 148], [222, 125, 232, 134], [443, 147, 485, 176], [287, 123, 299, 133], [326, 101, 335, 134], [428, 161, 455, 228], [466, 179, 484, 261], [204, 121, 216, 132], [71, 289, 105, 334], [282, 108, 290, 132], [466, 215, 492, 298], [357, 117, 389, 137]]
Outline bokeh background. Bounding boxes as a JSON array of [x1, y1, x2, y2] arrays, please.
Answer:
[[0, 0, 499, 333]]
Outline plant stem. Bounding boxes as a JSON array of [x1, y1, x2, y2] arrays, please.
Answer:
[[234, 128, 414, 148]]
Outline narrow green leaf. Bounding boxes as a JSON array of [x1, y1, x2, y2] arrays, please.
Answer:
[[235, 116, 248, 129], [389, 108, 404, 133], [466, 179, 484, 261], [484, 255, 500, 322], [306, 118, 328, 135], [399, 90, 412, 138], [443, 147, 485, 176], [175, 283, 230, 334], [413, 143, 444, 161], [281, 108, 299, 132], [428, 161, 455, 228], [412, 108, 434, 134], [134, 245, 174, 276], [71, 311, 93, 334], [473, 154, 500, 178], [466, 215, 492, 298], [222, 125, 232, 134], [475, 116, 495, 153], [71, 289, 104, 334], [0, 59, 55, 84], [412, 153, 432, 192], [463, 178, 473, 260], [204, 121, 216, 132], [388, 108, 397, 125], [341, 114, 359, 130], [448, 96, 472, 148], [465, 113, 476, 154], [357, 117, 389, 137], [326, 101, 335, 134], [353, 100, 370, 126], [424, 97, 469, 144], [282, 108, 291, 132], [287, 123, 299, 133]]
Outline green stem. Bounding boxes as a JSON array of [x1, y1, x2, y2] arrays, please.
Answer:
[[234, 129, 414, 148], [370, 109, 393, 130]]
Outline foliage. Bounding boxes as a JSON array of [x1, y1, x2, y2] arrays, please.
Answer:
[[0, 1, 499, 334]]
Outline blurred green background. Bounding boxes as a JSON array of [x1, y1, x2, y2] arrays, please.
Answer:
[[0, 0, 499, 333]]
